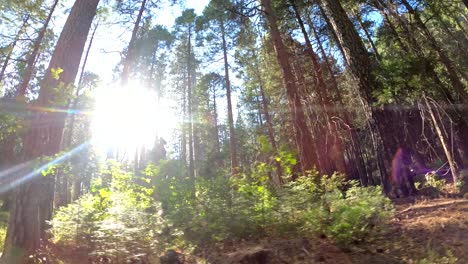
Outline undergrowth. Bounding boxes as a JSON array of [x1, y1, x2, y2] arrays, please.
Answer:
[[48, 159, 395, 261]]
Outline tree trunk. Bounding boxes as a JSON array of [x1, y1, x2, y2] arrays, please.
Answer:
[[0, 15, 29, 84], [181, 72, 187, 164], [1, 0, 100, 261], [261, 0, 318, 174], [318, 0, 389, 190], [187, 25, 195, 179], [352, 8, 381, 61], [424, 96, 459, 184], [220, 18, 239, 175], [121, 0, 148, 85], [256, 65, 283, 184], [307, 15, 368, 182], [17, 0, 59, 98], [292, 1, 347, 174]]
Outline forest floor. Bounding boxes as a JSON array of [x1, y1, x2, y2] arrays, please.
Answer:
[[2, 198, 467, 263], [208, 198, 468, 264], [347, 198, 468, 264]]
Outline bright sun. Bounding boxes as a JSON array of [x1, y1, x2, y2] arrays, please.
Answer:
[[91, 81, 177, 158]]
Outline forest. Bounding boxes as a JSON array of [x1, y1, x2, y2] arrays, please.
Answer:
[[0, 0, 467, 263]]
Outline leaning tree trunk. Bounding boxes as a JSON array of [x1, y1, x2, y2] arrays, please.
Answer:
[[424, 96, 459, 183], [291, 1, 347, 175], [1, 0, 100, 262], [0, 15, 29, 84], [352, 7, 381, 61], [261, 0, 318, 174], [318, 0, 389, 190], [307, 15, 369, 183], [17, 0, 59, 97]]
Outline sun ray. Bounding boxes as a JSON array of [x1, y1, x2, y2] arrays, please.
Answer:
[[0, 143, 89, 195]]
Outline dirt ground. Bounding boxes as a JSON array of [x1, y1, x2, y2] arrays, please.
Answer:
[[210, 198, 468, 264], [347, 198, 468, 264]]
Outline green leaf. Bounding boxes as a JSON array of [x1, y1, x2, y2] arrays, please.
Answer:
[[51, 67, 64, 80]]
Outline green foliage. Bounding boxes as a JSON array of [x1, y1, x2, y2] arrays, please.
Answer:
[[49, 160, 166, 261], [149, 160, 394, 247], [91, 191, 165, 262], [277, 172, 394, 245], [50, 67, 63, 80], [415, 172, 448, 197], [321, 184, 394, 245], [49, 194, 102, 247]]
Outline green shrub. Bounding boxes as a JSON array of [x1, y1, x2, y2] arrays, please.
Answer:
[[91, 191, 166, 262], [277, 172, 394, 245], [49, 160, 167, 261], [48, 194, 102, 247], [323, 184, 394, 244]]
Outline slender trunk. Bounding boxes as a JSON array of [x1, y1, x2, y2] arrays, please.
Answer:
[[254, 91, 264, 125], [261, 0, 318, 174], [220, 18, 239, 174], [308, 16, 368, 182], [253, 46, 283, 181], [121, 0, 148, 85], [400, 0, 467, 102], [187, 26, 195, 179], [17, 0, 59, 97], [292, 1, 347, 174], [0, 15, 29, 84], [212, 86, 220, 155], [424, 96, 459, 184], [77, 22, 99, 87], [352, 8, 381, 61], [2, 1, 100, 261], [318, 5, 346, 60], [258, 81, 283, 184], [181, 74, 187, 164], [425, 1, 468, 56], [318, 0, 388, 190]]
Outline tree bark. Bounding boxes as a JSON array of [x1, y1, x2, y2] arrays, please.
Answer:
[[220, 18, 239, 175], [1, 0, 100, 261], [261, 0, 318, 174], [318, 0, 389, 190], [291, 1, 346, 174]]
